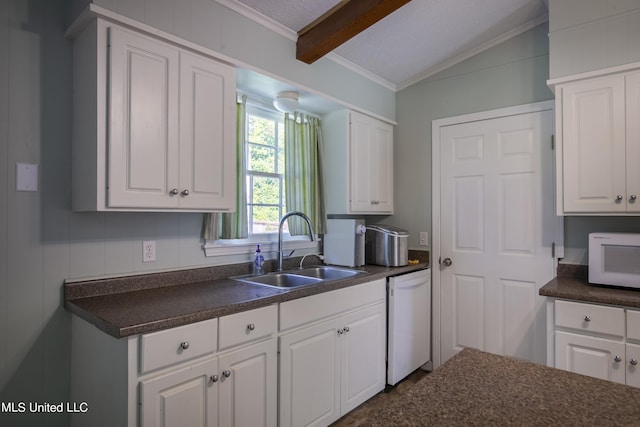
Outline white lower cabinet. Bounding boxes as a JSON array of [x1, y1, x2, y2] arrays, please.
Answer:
[[555, 331, 626, 384], [278, 279, 386, 427], [140, 338, 276, 427], [140, 357, 218, 427], [71, 280, 388, 427], [71, 305, 277, 427], [550, 299, 640, 388]]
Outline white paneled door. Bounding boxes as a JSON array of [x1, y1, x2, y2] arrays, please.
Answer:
[[437, 106, 556, 366]]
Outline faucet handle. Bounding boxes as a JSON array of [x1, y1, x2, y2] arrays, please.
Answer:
[[284, 249, 296, 258]]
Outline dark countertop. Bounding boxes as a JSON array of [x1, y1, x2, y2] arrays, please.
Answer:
[[65, 260, 428, 338], [539, 264, 640, 308], [364, 348, 640, 426]]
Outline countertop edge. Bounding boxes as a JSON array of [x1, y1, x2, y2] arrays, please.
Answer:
[[66, 263, 429, 338], [539, 276, 640, 308]]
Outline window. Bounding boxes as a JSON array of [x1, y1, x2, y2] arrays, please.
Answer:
[[245, 105, 287, 235], [202, 98, 320, 258]]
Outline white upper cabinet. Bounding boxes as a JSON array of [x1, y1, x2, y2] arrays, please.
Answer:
[[323, 110, 394, 215], [555, 67, 640, 214], [70, 18, 236, 212]]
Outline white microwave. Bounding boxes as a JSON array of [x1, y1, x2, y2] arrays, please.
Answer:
[[589, 233, 640, 289]]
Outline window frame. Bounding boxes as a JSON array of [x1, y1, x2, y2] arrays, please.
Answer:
[[245, 104, 286, 235]]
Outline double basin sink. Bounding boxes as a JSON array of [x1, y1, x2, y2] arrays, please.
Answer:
[[233, 265, 366, 290]]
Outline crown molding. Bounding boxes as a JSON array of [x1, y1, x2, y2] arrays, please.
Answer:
[[215, 0, 297, 41]]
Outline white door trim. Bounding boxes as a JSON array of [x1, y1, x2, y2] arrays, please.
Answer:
[[431, 100, 560, 369]]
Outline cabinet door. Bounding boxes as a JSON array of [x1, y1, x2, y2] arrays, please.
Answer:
[[349, 112, 394, 213], [218, 339, 277, 427], [178, 51, 236, 211], [369, 122, 394, 213], [349, 112, 375, 212], [627, 343, 640, 388], [626, 71, 640, 212], [140, 357, 218, 427], [340, 303, 386, 414], [561, 75, 626, 213], [555, 331, 626, 384], [279, 319, 341, 427], [108, 27, 180, 209]]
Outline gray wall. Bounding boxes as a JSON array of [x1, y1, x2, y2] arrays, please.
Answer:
[[394, 23, 553, 251], [0, 1, 394, 426], [549, 0, 640, 79]]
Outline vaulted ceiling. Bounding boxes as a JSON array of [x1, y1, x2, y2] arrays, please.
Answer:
[[220, 0, 550, 92]]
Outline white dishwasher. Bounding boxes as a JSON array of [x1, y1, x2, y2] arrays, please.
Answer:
[[387, 268, 431, 385]]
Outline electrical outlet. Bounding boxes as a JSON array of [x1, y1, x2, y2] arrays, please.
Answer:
[[143, 240, 156, 262], [419, 232, 428, 246]]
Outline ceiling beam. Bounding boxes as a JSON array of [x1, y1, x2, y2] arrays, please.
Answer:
[[296, 0, 411, 64]]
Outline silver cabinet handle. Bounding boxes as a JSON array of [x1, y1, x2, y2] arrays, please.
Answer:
[[222, 370, 231, 378], [170, 188, 179, 195], [631, 358, 638, 366], [616, 195, 623, 202], [337, 329, 344, 335], [630, 195, 637, 202], [442, 258, 453, 267], [584, 315, 591, 322], [344, 326, 350, 333], [182, 189, 190, 196], [247, 323, 256, 331], [210, 374, 219, 383], [180, 341, 189, 350], [614, 355, 622, 363]]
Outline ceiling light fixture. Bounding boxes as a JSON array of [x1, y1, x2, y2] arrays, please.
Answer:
[[273, 91, 299, 113]]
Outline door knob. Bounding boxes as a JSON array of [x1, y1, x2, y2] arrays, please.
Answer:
[[441, 258, 453, 267], [170, 188, 179, 195], [182, 189, 190, 196]]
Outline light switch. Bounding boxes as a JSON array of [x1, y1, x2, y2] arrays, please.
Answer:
[[16, 163, 39, 192]]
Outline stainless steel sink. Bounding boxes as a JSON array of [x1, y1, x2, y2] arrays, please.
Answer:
[[232, 266, 365, 289], [295, 265, 366, 281], [233, 272, 323, 289]]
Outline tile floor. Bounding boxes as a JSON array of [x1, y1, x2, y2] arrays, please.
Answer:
[[330, 368, 430, 426]]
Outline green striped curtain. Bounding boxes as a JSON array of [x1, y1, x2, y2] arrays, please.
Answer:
[[202, 95, 248, 240], [284, 112, 327, 236]]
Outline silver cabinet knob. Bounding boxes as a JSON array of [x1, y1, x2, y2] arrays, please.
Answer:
[[222, 370, 231, 378], [344, 326, 350, 333], [631, 358, 638, 366], [614, 355, 622, 363], [616, 195, 623, 202], [170, 188, 179, 195], [630, 195, 637, 202], [182, 189, 190, 196], [337, 329, 344, 335], [247, 323, 255, 331], [180, 341, 189, 350], [210, 374, 219, 383], [442, 258, 453, 267], [584, 315, 591, 322]]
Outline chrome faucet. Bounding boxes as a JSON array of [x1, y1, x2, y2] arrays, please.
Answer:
[[278, 211, 315, 271]]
